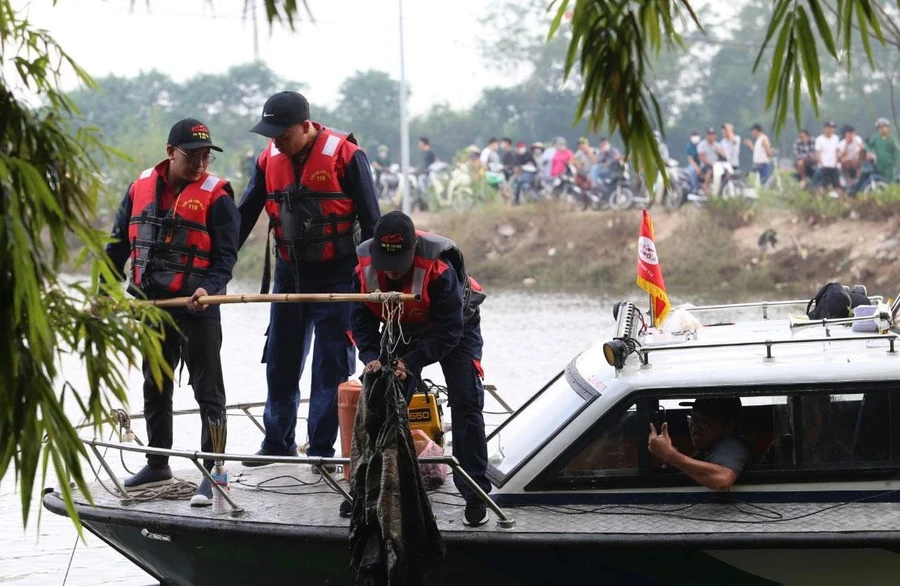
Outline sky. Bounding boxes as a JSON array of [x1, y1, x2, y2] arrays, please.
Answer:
[[12, 0, 506, 116]]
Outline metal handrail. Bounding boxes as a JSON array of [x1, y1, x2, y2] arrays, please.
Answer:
[[80, 437, 516, 528], [685, 297, 884, 319], [638, 332, 899, 365]]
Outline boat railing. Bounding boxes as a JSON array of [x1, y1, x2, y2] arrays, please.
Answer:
[[79, 398, 517, 529], [638, 332, 899, 366], [685, 296, 885, 320], [81, 438, 515, 528]]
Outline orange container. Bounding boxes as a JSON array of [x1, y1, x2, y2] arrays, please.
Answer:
[[337, 379, 362, 481]]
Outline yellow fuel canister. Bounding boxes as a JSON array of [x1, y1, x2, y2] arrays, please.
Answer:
[[407, 391, 444, 446]]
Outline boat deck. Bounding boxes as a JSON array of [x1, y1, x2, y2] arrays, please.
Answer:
[[72, 462, 900, 545]]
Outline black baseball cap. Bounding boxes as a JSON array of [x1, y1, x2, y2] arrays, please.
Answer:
[[680, 397, 743, 423], [167, 118, 223, 152], [824, 120, 836, 128], [250, 91, 311, 138], [371, 211, 417, 273], [706, 127, 716, 134]]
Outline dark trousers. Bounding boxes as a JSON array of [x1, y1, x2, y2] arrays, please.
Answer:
[[399, 322, 490, 504], [263, 261, 355, 456], [142, 316, 226, 471]]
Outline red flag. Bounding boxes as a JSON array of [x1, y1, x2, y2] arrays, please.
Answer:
[[636, 209, 671, 327]]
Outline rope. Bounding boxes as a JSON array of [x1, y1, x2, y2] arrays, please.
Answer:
[[60, 533, 78, 586], [121, 479, 197, 502], [379, 292, 410, 362]]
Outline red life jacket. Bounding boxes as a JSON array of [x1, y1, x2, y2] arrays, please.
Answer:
[[127, 162, 229, 296], [356, 231, 485, 331], [259, 127, 361, 263]]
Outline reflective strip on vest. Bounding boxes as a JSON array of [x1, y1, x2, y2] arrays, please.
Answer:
[[361, 255, 426, 298], [411, 267, 426, 296], [200, 174, 219, 192], [321, 134, 341, 157]]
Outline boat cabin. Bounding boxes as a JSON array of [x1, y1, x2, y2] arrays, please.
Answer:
[[487, 301, 900, 504]]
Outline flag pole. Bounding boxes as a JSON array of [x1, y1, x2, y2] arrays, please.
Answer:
[[648, 294, 655, 328]]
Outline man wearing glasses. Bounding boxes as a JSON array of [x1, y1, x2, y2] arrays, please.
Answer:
[[237, 91, 380, 470], [104, 118, 239, 506], [648, 397, 753, 491]]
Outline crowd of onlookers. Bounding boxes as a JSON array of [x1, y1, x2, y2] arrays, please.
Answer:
[[367, 117, 899, 205], [682, 117, 899, 198]]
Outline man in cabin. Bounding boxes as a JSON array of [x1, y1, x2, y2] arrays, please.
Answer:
[[237, 91, 380, 470], [648, 397, 754, 491], [351, 211, 491, 526], [104, 118, 239, 506]]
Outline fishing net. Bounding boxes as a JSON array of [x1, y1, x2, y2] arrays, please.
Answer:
[[348, 311, 445, 585]]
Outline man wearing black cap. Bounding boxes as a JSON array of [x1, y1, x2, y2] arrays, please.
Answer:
[[237, 91, 380, 467], [648, 397, 754, 491], [104, 118, 239, 505], [351, 211, 491, 525]]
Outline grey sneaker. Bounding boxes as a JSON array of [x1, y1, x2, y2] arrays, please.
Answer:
[[190, 477, 213, 507], [123, 465, 173, 490]]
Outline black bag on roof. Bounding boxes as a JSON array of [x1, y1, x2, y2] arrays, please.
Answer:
[[807, 282, 852, 320]]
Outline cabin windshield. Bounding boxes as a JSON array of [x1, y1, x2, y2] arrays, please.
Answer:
[[487, 366, 596, 481]]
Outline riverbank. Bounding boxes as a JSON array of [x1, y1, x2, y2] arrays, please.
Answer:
[[217, 188, 900, 304]]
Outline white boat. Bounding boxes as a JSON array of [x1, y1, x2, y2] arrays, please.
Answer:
[[44, 296, 900, 585]]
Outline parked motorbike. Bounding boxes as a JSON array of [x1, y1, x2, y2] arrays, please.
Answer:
[[517, 163, 551, 203], [550, 163, 591, 209]]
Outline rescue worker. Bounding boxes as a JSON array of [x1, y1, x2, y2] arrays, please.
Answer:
[[105, 118, 239, 506], [237, 91, 380, 469], [351, 211, 491, 526]]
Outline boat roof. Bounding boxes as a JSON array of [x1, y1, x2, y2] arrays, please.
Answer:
[[577, 318, 900, 396]]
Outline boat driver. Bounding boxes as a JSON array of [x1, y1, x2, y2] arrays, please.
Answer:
[[648, 397, 754, 491]]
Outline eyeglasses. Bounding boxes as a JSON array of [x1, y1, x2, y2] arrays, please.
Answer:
[[174, 147, 215, 165], [686, 414, 712, 432]]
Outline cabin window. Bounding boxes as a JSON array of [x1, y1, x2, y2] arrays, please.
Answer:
[[531, 384, 900, 492], [487, 368, 595, 479], [561, 403, 639, 476]]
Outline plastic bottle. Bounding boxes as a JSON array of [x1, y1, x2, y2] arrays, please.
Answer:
[[211, 462, 229, 514]]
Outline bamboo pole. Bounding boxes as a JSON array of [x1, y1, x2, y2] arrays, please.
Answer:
[[149, 292, 419, 309]]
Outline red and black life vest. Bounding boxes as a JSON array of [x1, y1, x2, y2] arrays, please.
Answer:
[[260, 127, 361, 263], [356, 231, 485, 330], [127, 162, 228, 296]]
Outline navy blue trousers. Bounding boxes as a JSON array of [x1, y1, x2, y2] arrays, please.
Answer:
[[262, 260, 355, 456], [143, 317, 226, 472], [400, 322, 490, 504]]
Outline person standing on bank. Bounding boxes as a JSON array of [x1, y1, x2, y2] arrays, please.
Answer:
[[237, 91, 381, 468], [105, 119, 239, 506], [351, 211, 492, 526]]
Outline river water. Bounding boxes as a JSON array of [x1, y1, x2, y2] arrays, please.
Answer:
[[0, 287, 621, 585]]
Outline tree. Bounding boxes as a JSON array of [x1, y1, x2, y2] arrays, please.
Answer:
[[0, 0, 171, 528], [333, 70, 404, 152], [556, 0, 899, 179], [0, 0, 323, 532]]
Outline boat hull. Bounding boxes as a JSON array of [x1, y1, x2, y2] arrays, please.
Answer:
[[45, 492, 900, 586]]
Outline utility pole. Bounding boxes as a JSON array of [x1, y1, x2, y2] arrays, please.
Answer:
[[398, 0, 411, 214], [251, 0, 260, 61]]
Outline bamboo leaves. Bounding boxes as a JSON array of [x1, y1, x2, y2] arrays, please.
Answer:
[[551, 0, 701, 184], [755, 0, 887, 137], [1, 0, 170, 528], [559, 0, 896, 178]]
